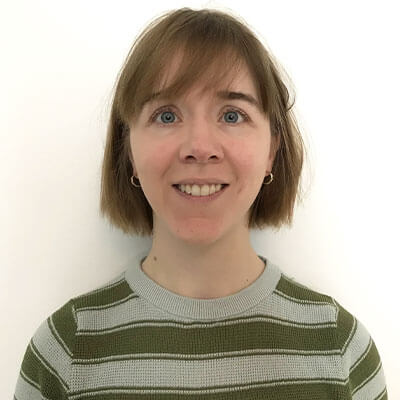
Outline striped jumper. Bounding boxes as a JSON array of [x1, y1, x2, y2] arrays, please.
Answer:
[[14, 250, 388, 399]]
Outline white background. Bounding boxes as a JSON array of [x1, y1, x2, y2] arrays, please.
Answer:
[[1, 0, 398, 397]]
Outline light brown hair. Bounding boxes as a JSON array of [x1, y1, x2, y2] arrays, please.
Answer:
[[100, 7, 307, 236]]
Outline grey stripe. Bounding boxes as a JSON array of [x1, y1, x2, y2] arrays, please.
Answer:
[[48, 313, 73, 357], [342, 318, 372, 369], [14, 370, 49, 400], [32, 319, 71, 385], [69, 353, 345, 392], [253, 291, 336, 323], [76, 290, 337, 333], [352, 363, 387, 400]]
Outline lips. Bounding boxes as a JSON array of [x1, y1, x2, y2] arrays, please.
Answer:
[[172, 179, 229, 186], [172, 184, 229, 188], [172, 182, 229, 200]]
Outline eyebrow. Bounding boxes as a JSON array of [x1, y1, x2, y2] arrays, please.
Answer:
[[142, 90, 261, 112], [216, 90, 261, 111]]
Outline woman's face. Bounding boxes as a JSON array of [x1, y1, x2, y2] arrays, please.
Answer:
[[129, 61, 279, 246]]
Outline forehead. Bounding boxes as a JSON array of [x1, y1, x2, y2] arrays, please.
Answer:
[[164, 52, 257, 93], [143, 59, 261, 111], [143, 88, 261, 113]]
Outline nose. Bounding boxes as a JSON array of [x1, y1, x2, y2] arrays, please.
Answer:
[[178, 115, 224, 164]]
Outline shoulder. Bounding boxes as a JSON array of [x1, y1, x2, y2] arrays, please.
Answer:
[[273, 271, 381, 362], [29, 297, 77, 362], [14, 298, 78, 399], [275, 271, 334, 302], [274, 270, 379, 341], [70, 270, 130, 311], [274, 272, 388, 398], [14, 272, 130, 398], [26, 272, 129, 374], [27, 271, 129, 356]]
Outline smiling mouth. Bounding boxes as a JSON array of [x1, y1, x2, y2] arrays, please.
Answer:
[[172, 184, 229, 188], [172, 184, 229, 198]]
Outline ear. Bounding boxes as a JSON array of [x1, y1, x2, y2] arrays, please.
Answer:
[[272, 133, 281, 155], [268, 133, 281, 168], [126, 133, 134, 166]]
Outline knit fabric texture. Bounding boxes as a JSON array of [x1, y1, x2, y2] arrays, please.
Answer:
[[14, 250, 388, 399]]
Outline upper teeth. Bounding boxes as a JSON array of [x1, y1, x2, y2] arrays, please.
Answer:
[[177, 184, 223, 196]]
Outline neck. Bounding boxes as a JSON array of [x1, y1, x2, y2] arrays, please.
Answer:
[[141, 223, 266, 299]]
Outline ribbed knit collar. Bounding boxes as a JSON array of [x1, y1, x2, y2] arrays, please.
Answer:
[[124, 249, 282, 321]]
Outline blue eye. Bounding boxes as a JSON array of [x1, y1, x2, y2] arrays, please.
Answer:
[[150, 106, 249, 125], [224, 110, 240, 123], [223, 109, 248, 123], [150, 108, 178, 124], [158, 110, 176, 124]]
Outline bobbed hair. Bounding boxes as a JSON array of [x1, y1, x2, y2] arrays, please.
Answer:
[[100, 7, 307, 237]]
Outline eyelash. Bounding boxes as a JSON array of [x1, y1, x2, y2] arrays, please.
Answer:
[[149, 105, 250, 125]]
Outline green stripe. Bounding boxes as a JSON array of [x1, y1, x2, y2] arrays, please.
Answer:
[[19, 340, 69, 399], [68, 381, 347, 399], [74, 317, 338, 359], [350, 339, 383, 392], [14, 260, 389, 400], [375, 387, 388, 400], [334, 299, 355, 349], [276, 274, 333, 302], [74, 280, 132, 309], [50, 299, 77, 354]]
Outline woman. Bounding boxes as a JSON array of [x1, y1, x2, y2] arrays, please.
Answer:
[[14, 7, 388, 399]]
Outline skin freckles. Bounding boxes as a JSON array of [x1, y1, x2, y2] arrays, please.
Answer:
[[128, 58, 280, 299]]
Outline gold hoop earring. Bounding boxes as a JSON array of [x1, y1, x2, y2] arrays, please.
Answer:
[[130, 175, 141, 188], [262, 173, 273, 185]]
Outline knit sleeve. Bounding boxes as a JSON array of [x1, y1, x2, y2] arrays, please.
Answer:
[[13, 299, 77, 400], [334, 298, 388, 399]]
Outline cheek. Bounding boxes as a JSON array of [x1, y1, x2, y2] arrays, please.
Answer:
[[231, 143, 266, 181], [140, 144, 174, 183], [131, 133, 170, 172]]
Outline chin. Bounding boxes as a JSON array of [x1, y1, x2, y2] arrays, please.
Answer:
[[170, 219, 227, 246]]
